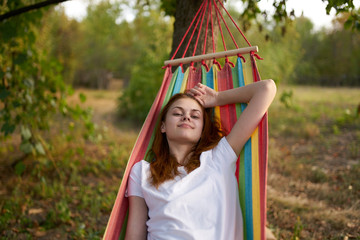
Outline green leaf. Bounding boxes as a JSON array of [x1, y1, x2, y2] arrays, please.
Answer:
[[20, 126, 32, 140], [28, 31, 36, 44], [12, 100, 21, 108], [0, 88, 10, 100], [67, 86, 75, 95], [13, 53, 28, 65], [325, 4, 332, 15], [20, 142, 33, 154], [344, 19, 352, 29], [15, 161, 26, 176], [0, 23, 18, 42], [160, 0, 176, 16], [1, 123, 16, 136], [76, 147, 85, 157], [35, 142, 45, 155], [79, 93, 87, 103]]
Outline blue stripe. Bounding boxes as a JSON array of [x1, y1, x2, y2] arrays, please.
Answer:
[[237, 57, 245, 87], [205, 66, 214, 89], [236, 57, 248, 112], [172, 67, 184, 95], [244, 139, 253, 240], [205, 66, 216, 117]]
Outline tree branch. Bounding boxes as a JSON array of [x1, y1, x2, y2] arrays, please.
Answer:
[[0, 0, 70, 22]]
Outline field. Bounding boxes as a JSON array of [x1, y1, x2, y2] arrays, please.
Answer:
[[0, 85, 359, 239]]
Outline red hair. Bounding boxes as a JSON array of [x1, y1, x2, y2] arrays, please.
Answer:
[[147, 93, 226, 188]]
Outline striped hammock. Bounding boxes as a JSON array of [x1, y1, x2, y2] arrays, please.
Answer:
[[103, 53, 268, 240]]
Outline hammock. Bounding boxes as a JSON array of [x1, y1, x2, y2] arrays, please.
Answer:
[[104, 1, 268, 239]]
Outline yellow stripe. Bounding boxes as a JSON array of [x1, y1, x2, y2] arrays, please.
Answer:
[[213, 65, 221, 120], [251, 128, 261, 239], [243, 55, 252, 86], [180, 68, 189, 93]]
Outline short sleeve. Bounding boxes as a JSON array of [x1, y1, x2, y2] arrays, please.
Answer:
[[126, 161, 144, 198], [212, 137, 238, 170]]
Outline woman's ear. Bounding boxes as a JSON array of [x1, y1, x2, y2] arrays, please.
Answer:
[[160, 122, 166, 133]]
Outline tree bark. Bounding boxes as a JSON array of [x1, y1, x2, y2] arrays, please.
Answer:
[[170, 0, 221, 66], [0, 0, 69, 22]]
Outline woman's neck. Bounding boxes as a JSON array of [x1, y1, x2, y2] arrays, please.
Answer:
[[167, 141, 194, 166]]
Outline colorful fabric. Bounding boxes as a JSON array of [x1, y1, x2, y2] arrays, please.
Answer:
[[103, 54, 268, 240]]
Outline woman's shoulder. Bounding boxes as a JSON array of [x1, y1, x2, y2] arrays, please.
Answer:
[[133, 159, 150, 168], [130, 160, 150, 175], [214, 137, 237, 155], [202, 137, 237, 167], [133, 159, 150, 167]]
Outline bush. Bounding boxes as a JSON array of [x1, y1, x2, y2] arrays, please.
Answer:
[[118, 49, 168, 122]]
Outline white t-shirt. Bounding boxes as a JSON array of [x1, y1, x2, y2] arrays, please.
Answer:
[[127, 137, 243, 240]]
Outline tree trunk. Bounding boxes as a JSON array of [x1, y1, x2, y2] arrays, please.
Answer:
[[170, 0, 221, 66]]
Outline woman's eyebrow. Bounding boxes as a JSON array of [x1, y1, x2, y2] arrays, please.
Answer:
[[172, 106, 201, 113], [191, 109, 201, 113], [172, 106, 184, 111]]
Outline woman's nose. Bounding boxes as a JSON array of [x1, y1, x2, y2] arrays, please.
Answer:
[[182, 115, 190, 121]]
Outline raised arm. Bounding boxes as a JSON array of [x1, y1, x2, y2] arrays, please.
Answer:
[[189, 80, 276, 155], [125, 196, 148, 240]]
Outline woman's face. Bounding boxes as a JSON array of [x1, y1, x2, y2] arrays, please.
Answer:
[[161, 97, 204, 145]]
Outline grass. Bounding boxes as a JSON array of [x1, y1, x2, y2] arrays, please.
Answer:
[[0, 103, 137, 239], [0, 85, 359, 239], [268, 86, 360, 239]]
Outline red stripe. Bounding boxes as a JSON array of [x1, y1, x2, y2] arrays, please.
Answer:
[[186, 66, 202, 89], [224, 64, 236, 128], [217, 64, 231, 133], [260, 113, 268, 240]]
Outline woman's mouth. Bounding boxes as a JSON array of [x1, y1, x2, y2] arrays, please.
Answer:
[[178, 123, 193, 129]]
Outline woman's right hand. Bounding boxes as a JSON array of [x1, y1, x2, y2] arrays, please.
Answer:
[[188, 83, 218, 108]]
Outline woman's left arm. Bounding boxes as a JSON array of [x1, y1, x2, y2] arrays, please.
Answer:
[[190, 80, 276, 155]]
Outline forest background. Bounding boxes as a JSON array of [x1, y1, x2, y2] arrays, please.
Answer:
[[0, 0, 359, 239]]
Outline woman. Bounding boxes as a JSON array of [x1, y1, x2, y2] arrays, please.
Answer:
[[125, 80, 277, 240]]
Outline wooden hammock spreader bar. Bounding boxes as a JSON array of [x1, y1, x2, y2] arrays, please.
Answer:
[[164, 46, 258, 66]]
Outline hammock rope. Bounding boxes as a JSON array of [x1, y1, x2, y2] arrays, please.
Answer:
[[192, 0, 208, 57], [216, 0, 252, 47], [169, 0, 206, 61], [182, 1, 205, 59], [210, 0, 216, 53], [202, 0, 211, 55], [168, 0, 260, 69], [214, 0, 228, 53]]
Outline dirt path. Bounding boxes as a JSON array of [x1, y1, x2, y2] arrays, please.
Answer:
[[71, 89, 120, 124]]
